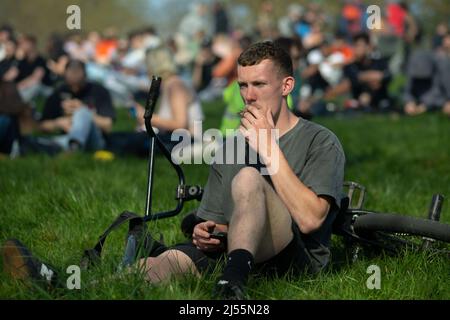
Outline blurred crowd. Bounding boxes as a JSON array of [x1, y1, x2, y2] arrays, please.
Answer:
[[0, 1, 449, 158]]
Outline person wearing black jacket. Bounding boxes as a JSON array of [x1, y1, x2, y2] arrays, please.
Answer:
[[39, 59, 115, 152], [342, 33, 392, 111]]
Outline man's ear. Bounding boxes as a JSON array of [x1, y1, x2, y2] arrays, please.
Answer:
[[281, 76, 295, 97]]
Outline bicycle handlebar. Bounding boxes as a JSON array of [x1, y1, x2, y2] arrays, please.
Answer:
[[142, 76, 200, 222]]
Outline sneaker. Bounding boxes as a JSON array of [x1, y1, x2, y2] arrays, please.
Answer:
[[1, 239, 59, 287], [68, 140, 82, 152], [212, 278, 246, 300]]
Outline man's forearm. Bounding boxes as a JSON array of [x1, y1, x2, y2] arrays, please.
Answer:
[[265, 145, 330, 234], [18, 68, 44, 89], [39, 119, 58, 132], [324, 79, 351, 100], [359, 71, 384, 83]]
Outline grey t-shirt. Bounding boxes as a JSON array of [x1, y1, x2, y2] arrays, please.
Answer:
[[197, 117, 346, 270]]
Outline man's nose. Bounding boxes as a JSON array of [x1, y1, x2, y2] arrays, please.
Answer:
[[244, 86, 256, 103]]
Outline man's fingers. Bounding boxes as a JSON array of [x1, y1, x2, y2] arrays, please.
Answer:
[[246, 105, 263, 119], [193, 236, 221, 248], [204, 221, 216, 229], [193, 224, 211, 238], [200, 238, 221, 246], [193, 222, 223, 251], [240, 117, 253, 130], [193, 221, 216, 239], [242, 108, 258, 122], [195, 229, 211, 239]]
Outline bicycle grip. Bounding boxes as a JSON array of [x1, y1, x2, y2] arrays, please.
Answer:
[[144, 76, 162, 117]]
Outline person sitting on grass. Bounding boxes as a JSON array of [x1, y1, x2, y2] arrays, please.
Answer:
[[38, 59, 115, 153], [435, 32, 450, 117], [341, 33, 392, 111], [2, 41, 345, 300], [405, 32, 450, 117], [105, 44, 204, 158], [402, 49, 436, 116], [0, 80, 32, 157]]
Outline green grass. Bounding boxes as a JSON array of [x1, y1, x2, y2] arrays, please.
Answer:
[[0, 100, 449, 299]]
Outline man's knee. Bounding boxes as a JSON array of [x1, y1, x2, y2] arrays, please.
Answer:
[[140, 249, 199, 283], [156, 249, 198, 273], [231, 167, 263, 198]]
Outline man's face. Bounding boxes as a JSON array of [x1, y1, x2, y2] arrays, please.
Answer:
[[19, 39, 35, 55], [0, 31, 9, 43], [65, 67, 85, 88], [237, 59, 288, 117], [354, 39, 370, 60], [5, 40, 16, 56]]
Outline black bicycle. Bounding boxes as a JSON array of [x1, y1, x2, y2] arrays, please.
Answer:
[[333, 181, 449, 260], [83, 77, 450, 269]]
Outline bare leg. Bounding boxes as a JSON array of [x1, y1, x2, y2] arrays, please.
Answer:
[[137, 249, 200, 284], [228, 167, 293, 263]]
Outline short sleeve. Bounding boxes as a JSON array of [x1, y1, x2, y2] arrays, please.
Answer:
[[300, 136, 345, 208], [196, 163, 228, 224], [93, 85, 115, 120]]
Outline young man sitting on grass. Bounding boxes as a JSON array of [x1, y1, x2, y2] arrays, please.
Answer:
[[2, 41, 345, 300]]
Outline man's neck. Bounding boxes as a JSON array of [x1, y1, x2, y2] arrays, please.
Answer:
[[273, 102, 299, 137]]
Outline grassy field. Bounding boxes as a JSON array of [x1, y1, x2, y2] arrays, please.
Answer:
[[0, 99, 449, 300]]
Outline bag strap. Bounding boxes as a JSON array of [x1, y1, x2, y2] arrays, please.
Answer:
[[81, 211, 142, 270]]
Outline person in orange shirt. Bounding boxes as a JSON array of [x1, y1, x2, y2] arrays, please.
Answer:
[[330, 33, 354, 65], [94, 28, 118, 65]]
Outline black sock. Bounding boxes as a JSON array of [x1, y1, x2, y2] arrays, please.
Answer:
[[220, 249, 254, 285]]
